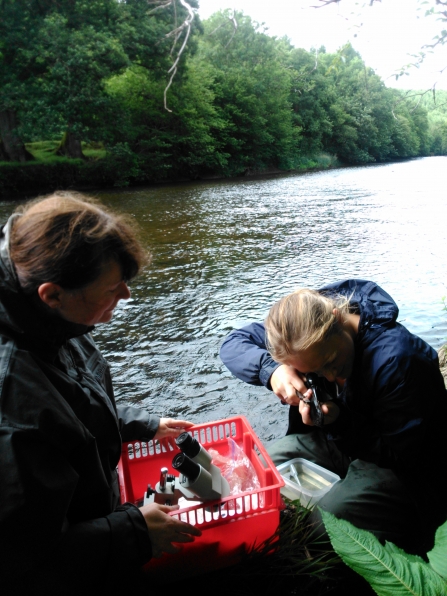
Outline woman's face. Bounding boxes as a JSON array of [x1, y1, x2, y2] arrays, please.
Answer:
[[55, 261, 131, 326], [285, 330, 355, 382]]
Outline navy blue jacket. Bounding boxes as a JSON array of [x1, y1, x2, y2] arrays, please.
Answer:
[[220, 280, 447, 494]]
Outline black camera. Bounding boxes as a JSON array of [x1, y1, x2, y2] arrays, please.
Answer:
[[304, 373, 326, 427]]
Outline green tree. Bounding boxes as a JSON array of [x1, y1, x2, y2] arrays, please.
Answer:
[[410, 89, 447, 154], [34, 9, 130, 159], [106, 57, 228, 181], [286, 47, 333, 157], [319, 45, 392, 163], [0, 0, 46, 161], [0, 0, 197, 160], [197, 11, 300, 175], [430, 120, 447, 154], [294, 43, 431, 164]]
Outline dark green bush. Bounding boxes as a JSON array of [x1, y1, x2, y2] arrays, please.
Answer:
[[0, 160, 84, 198], [0, 142, 179, 198]]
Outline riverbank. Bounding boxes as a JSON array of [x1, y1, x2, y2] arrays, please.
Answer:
[[0, 151, 342, 200], [1, 152, 420, 202]]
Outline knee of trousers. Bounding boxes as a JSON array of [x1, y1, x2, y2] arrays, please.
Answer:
[[307, 460, 423, 553]]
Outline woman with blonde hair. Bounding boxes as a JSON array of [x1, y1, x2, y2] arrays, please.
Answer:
[[0, 193, 200, 595], [221, 279, 447, 554]]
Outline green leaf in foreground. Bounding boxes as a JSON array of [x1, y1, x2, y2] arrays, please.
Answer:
[[384, 542, 426, 565], [320, 509, 447, 596], [427, 519, 447, 580]]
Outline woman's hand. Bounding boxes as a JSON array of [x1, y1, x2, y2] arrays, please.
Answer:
[[270, 364, 312, 406], [299, 400, 340, 426], [154, 418, 194, 449], [271, 365, 340, 426], [140, 503, 201, 558]]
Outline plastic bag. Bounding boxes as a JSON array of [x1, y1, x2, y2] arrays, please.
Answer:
[[209, 438, 261, 496]]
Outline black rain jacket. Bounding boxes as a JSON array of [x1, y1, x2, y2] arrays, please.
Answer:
[[0, 215, 160, 595]]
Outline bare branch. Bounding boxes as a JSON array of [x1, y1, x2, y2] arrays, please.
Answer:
[[163, 66, 178, 112], [423, 31, 447, 50], [311, 0, 340, 7], [163, 0, 195, 112], [145, 0, 195, 111], [225, 9, 238, 48], [311, 0, 381, 6], [391, 87, 434, 119], [147, 1, 173, 16], [207, 9, 238, 48], [165, 21, 191, 41]]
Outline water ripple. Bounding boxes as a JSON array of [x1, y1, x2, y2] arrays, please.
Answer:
[[2, 158, 446, 445]]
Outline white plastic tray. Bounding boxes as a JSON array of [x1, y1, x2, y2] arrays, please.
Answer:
[[277, 458, 340, 508]]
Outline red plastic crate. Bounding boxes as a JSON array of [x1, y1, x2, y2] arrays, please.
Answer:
[[118, 415, 284, 578]]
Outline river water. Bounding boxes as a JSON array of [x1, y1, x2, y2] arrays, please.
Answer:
[[1, 157, 446, 444]]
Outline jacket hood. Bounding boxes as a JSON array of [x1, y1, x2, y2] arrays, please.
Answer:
[[319, 279, 399, 335], [0, 215, 93, 351]]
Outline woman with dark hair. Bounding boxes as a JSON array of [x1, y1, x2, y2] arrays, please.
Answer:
[[0, 193, 200, 595], [220, 280, 447, 555]]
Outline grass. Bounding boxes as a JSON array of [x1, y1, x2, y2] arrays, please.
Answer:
[[3, 140, 336, 171], [315, 153, 342, 168], [291, 153, 342, 172], [145, 502, 376, 596], [24, 140, 106, 162]]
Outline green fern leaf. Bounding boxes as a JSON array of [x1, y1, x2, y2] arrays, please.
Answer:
[[320, 509, 447, 596], [427, 519, 447, 580]]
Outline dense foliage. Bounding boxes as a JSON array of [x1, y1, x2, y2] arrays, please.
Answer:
[[0, 0, 198, 162], [1, 2, 446, 192]]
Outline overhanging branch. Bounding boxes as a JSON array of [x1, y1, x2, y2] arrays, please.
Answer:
[[146, 0, 196, 112]]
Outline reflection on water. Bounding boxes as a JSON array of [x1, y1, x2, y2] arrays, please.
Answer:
[[1, 157, 446, 444]]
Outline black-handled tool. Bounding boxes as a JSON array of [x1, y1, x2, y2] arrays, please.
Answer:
[[298, 373, 324, 427]]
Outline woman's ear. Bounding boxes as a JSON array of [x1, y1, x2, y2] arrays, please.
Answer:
[[332, 308, 343, 324], [37, 283, 63, 309]]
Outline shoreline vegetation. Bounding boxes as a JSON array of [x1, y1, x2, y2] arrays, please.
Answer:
[[0, 147, 345, 199], [3, 5, 447, 201], [0, 146, 425, 201]]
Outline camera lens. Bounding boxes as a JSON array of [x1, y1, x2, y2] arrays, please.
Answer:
[[306, 373, 318, 387]]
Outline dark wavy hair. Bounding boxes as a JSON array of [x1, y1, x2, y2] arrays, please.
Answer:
[[10, 192, 148, 293]]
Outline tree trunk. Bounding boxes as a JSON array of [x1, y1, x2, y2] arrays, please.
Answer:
[[57, 131, 86, 159], [0, 139, 8, 161], [0, 110, 34, 162]]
